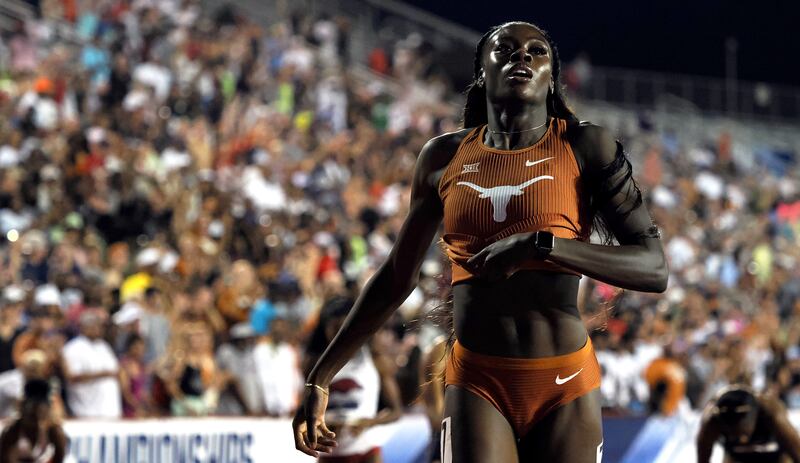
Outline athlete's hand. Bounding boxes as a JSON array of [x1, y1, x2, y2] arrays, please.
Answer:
[[292, 386, 337, 457], [466, 232, 541, 280]]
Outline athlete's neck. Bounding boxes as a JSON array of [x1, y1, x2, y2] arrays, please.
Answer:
[[485, 104, 549, 150]]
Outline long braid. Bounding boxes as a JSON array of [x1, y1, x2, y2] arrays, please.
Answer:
[[461, 26, 499, 128]]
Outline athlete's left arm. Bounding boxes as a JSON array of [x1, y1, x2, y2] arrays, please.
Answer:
[[545, 124, 668, 293], [763, 395, 800, 462]]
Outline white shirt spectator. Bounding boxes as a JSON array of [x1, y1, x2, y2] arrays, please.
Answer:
[[0, 368, 23, 418], [216, 341, 264, 415], [254, 341, 302, 417], [133, 62, 173, 102], [0, 208, 34, 235], [16, 91, 58, 131], [694, 171, 725, 200], [282, 38, 315, 74], [666, 236, 697, 271], [240, 166, 287, 211], [62, 335, 122, 418]]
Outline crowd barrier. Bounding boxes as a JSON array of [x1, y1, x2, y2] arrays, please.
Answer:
[[50, 414, 430, 463], [4, 410, 800, 462]]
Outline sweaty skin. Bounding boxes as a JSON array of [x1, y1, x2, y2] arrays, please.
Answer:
[[293, 22, 667, 461]]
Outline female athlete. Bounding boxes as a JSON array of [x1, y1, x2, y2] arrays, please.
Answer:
[[0, 379, 67, 463], [293, 21, 667, 463], [697, 386, 800, 463]]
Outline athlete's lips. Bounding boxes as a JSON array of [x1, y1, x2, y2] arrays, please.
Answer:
[[506, 64, 533, 81]]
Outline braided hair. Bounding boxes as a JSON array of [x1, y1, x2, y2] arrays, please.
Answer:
[[462, 21, 578, 128]]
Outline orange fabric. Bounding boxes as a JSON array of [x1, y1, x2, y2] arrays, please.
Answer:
[[445, 337, 601, 437], [438, 118, 591, 284], [644, 357, 686, 416], [34, 77, 54, 94]]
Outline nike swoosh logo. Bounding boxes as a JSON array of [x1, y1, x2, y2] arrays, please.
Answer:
[[555, 368, 583, 385], [525, 157, 553, 167]]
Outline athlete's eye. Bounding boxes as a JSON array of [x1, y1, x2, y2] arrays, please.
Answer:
[[530, 46, 547, 56]]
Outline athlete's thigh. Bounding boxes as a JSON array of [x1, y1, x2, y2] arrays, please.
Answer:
[[442, 385, 519, 463], [519, 389, 604, 463]]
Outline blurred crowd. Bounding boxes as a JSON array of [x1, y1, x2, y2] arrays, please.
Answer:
[[0, 0, 798, 424]]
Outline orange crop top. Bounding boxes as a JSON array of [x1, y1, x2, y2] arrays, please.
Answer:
[[438, 118, 592, 284]]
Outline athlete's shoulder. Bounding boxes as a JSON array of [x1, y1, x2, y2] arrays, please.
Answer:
[[565, 121, 618, 171], [757, 392, 787, 417], [421, 128, 474, 158], [416, 127, 474, 173]]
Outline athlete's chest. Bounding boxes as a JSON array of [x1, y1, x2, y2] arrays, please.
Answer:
[[440, 150, 582, 229]]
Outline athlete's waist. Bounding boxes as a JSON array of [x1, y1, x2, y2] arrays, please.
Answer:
[[452, 271, 585, 358], [453, 269, 580, 305]]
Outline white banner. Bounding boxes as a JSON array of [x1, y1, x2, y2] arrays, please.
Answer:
[[0, 414, 430, 463], [59, 417, 311, 463]]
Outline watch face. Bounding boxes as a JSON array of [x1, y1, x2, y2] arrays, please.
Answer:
[[539, 232, 554, 250]]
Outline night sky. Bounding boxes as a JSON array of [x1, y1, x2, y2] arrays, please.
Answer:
[[400, 0, 799, 87]]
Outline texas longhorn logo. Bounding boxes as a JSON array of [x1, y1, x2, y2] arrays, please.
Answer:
[[457, 175, 554, 222]]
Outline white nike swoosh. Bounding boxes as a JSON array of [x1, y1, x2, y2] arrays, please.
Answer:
[[525, 157, 553, 167], [555, 368, 584, 385]]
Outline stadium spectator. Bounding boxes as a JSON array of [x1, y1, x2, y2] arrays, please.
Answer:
[[644, 343, 689, 416], [12, 307, 55, 372], [61, 312, 121, 418], [0, 285, 26, 374], [0, 349, 49, 418], [163, 323, 219, 417], [256, 317, 302, 417], [119, 334, 150, 418], [215, 322, 263, 416], [138, 287, 172, 364]]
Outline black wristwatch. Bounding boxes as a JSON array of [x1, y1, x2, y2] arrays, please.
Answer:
[[533, 231, 554, 258]]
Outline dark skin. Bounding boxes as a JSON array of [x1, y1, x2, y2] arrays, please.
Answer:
[[697, 393, 800, 463], [0, 402, 67, 463], [293, 22, 668, 461]]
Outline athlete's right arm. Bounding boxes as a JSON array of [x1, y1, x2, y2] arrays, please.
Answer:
[[761, 395, 800, 462], [292, 133, 455, 457], [696, 405, 720, 463]]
